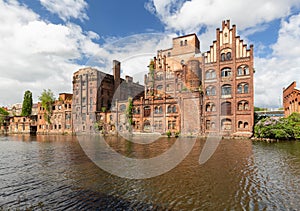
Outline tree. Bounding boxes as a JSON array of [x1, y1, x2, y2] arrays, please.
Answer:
[[126, 98, 133, 133], [38, 89, 55, 124], [0, 107, 9, 127], [21, 90, 33, 116]]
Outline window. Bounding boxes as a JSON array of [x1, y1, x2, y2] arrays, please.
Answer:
[[221, 85, 232, 96], [168, 120, 176, 129], [226, 52, 231, 60], [180, 40, 183, 46], [144, 120, 151, 130], [221, 68, 232, 77], [221, 118, 232, 130], [156, 72, 163, 80], [155, 106, 163, 114], [237, 65, 250, 76], [167, 52, 171, 57], [119, 104, 126, 111], [166, 84, 173, 91], [205, 86, 216, 96], [237, 83, 249, 94], [221, 102, 232, 115], [206, 103, 216, 112], [237, 101, 250, 111], [144, 106, 151, 117], [221, 53, 225, 61], [238, 121, 243, 128], [157, 85, 163, 91], [167, 105, 172, 113], [206, 120, 211, 130], [205, 70, 216, 79], [184, 40, 187, 46]]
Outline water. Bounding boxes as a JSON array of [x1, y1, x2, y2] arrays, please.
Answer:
[[0, 135, 300, 210]]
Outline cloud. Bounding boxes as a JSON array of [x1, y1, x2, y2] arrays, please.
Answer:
[[254, 14, 300, 108], [146, 0, 300, 33], [39, 0, 88, 21], [0, 0, 98, 105]]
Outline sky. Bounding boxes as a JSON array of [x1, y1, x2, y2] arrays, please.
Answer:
[[1, 0, 300, 108]]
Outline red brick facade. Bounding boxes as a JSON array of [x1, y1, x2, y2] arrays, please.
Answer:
[[283, 81, 300, 117], [119, 20, 254, 137]]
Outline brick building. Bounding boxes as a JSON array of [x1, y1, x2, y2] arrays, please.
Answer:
[[72, 60, 144, 133], [283, 81, 300, 117], [37, 93, 73, 134], [115, 20, 254, 137]]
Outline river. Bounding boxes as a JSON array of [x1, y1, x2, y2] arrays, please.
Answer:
[[0, 135, 300, 210]]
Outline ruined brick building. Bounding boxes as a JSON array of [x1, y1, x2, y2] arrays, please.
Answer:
[[72, 61, 144, 133], [283, 81, 300, 117], [116, 20, 254, 137]]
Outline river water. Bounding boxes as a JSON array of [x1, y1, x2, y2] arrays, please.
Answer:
[[0, 135, 300, 210]]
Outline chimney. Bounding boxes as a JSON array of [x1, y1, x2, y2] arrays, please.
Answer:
[[113, 60, 121, 92]]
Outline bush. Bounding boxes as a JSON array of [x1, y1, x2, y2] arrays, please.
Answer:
[[166, 130, 171, 138], [254, 112, 300, 140]]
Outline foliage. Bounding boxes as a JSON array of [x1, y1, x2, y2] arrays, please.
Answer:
[[148, 59, 155, 96], [0, 107, 9, 127], [254, 112, 300, 140], [38, 89, 55, 124], [101, 107, 107, 113], [21, 90, 33, 116], [126, 98, 133, 128], [166, 130, 172, 138], [254, 107, 267, 111]]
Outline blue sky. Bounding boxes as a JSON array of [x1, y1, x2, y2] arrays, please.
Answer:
[[1, 0, 300, 108]]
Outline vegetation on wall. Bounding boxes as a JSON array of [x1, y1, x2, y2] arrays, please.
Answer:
[[148, 59, 155, 96], [38, 89, 55, 124], [126, 98, 133, 132], [0, 107, 9, 127], [21, 90, 33, 117], [254, 112, 300, 140]]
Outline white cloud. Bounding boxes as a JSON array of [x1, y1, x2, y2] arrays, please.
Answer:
[[0, 0, 98, 105], [39, 0, 88, 21], [146, 0, 300, 33], [254, 14, 300, 108]]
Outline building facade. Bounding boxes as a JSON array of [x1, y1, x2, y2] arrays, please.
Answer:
[[116, 20, 254, 137], [72, 60, 144, 133], [283, 81, 300, 117], [37, 93, 73, 134]]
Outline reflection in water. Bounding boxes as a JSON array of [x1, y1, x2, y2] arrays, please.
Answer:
[[0, 135, 299, 210]]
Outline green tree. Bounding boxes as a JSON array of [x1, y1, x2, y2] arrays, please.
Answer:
[[126, 98, 133, 133], [21, 90, 33, 116], [0, 107, 9, 127], [38, 89, 55, 124]]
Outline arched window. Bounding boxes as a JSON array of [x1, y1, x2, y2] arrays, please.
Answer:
[[238, 121, 243, 128], [172, 105, 177, 113], [221, 84, 232, 96], [157, 85, 163, 91], [156, 72, 163, 80], [226, 52, 231, 60], [206, 86, 216, 96], [205, 69, 216, 79], [144, 106, 151, 117], [237, 65, 250, 76], [221, 68, 232, 77], [206, 103, 216, 112], [221, 118, 232, 130], [166, 84, 173, 91], [221, 53, 225, 61], [154, 106, 159, 114], [244, 122, 249, 129], [237, 83, 249, 94], [167, 105, 172, 113], [237, 100, 250, 111], [206, 120, 211, 130], [221, 102, 232, 115], [144, 120, 151, 131]]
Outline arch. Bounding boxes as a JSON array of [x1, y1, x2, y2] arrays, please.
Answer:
[[237, 65, 250, 76], [206, 102, 216, 112], [205, 69, 216, 79], [221, 53, 226, 61], [167, 105, 172, 113], [205, 86, 216, 96], [143, 120, 151, 131], [237, 82, 249, 94], [226, 52, 231, 60], [144, 105, 151, 117], [238, 121, 243, 128], [172, 105, 177, 113], [244, 122, 249, 129], [221, 118, 232, 130], [221, 102, 232, 115], [221, 67, 232, 77], [156, 85, 163, 91], [237, 100, 250, 111], [221, 84, 232, 96]]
